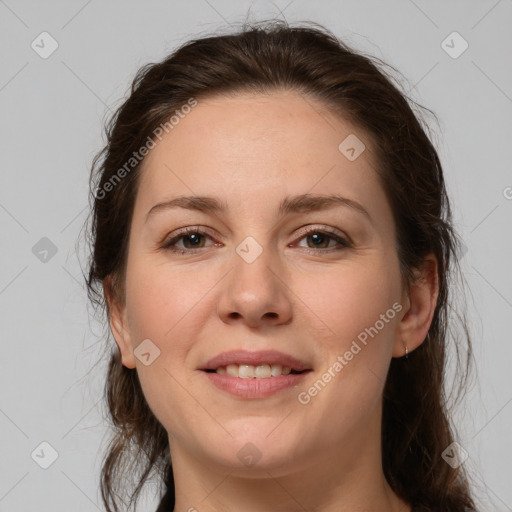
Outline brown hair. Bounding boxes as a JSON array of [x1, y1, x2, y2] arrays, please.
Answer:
[[84, 19, 476, 512]]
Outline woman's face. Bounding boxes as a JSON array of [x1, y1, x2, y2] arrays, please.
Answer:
[[111, 90, 411, 474]]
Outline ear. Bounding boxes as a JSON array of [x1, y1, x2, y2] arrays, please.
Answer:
[[103, 275, 136, 369], [392, 253, 439, 358]]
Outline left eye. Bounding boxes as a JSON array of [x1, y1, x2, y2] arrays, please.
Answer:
[[161, 227, 350, 254], [294, 230, 350, 250]]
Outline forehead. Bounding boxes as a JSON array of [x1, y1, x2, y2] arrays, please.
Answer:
[[135, 90, 386, 222], [144, 90, 367, 164]]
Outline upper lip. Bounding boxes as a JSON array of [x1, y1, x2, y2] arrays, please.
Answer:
[[200, 350, 312, 372]]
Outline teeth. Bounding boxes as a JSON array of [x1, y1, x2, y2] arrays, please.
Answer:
[[271, 364, 282, 376], [217, 364, 294, 378], [226, 364, 239, 377], [239, 365, 254, 379], [255, 364, 271, 378]]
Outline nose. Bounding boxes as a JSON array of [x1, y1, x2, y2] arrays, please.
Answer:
[[216, 245, 293, 329]]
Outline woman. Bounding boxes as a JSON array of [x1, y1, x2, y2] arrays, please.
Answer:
[[85, 20, 476, 512]]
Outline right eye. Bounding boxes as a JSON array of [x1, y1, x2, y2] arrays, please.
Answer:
[[160, 227, 220, 254]]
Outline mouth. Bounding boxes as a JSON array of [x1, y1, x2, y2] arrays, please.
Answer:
[[203, 364, 306, 378], [199, 349, 312, 398], [200, 349, 312, 375]]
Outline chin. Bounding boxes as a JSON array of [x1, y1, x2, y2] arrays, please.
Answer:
[[200, 421, 303, 471]]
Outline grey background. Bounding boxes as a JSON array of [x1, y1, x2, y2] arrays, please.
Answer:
[[1, 1, 511, 510]]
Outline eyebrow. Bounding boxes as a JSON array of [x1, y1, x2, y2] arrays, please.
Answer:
[[145, 193, 373, 224]]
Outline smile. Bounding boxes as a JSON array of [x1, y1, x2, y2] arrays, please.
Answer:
[[208, 363, 304, 378]]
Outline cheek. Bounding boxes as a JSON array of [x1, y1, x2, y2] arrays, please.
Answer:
[[124, 257, 214, 344], [296, 289, 399, 446], [293, 259, 401, 409], [293, 258, 401, 344], [122, 258, 221, 422], [122, 264, 208, 440]]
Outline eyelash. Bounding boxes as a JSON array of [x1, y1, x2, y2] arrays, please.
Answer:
[[160, 226, 351, 255]]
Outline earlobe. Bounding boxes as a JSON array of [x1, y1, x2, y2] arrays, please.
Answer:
[[103, 276, 136, 369], [392, 254, 439, 358]]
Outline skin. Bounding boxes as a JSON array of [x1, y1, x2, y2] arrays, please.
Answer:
[[107, 90, 439, 512]]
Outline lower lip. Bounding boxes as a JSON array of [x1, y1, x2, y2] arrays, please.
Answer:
[[202, 371, 310, 399]]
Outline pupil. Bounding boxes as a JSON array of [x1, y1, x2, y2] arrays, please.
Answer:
[[186, 234, 202, 247], [310, 233, 326, 248]]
